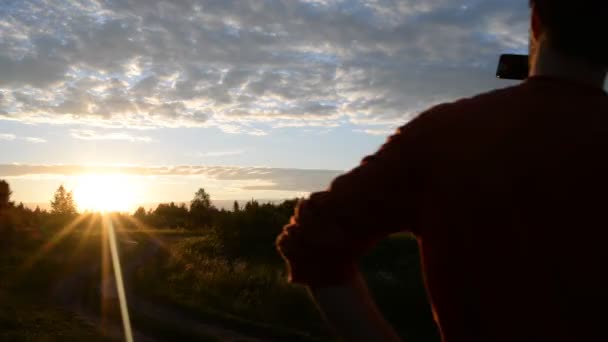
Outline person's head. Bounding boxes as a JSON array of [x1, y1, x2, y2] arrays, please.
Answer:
[[529, 0, 608, 69]]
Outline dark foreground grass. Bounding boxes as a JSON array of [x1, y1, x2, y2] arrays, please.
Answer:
[[0, 239, 109, 342], [133, 235, 334, 341], [0, 232, 222, 342], [0, 295, 109, 342], [133, 232, 440, 342], [1, 222, 439, 341]]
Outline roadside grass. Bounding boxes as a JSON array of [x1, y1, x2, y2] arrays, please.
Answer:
[[133, 231, 440, 342], [0, 295, 110, 342], [0, 239, 109, 342], [1, 221, 439, 342], [133, 235, 333, 341]]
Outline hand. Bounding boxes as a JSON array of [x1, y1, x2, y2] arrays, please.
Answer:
[[276, 217, 349, 263], [310, 273, 403, 342]]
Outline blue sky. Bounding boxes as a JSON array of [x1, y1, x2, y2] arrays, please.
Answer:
[[0, 0, 528, 208]]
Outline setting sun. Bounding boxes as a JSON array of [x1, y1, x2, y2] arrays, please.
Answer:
[[74, 174, 140, 212]]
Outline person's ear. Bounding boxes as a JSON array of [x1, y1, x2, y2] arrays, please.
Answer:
[[531, 5, 543, 43]]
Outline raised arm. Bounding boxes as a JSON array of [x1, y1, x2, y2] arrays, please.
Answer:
[[276, 104, 444, 340]]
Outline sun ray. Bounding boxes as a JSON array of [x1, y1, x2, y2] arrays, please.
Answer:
[[18, 214, 88, 274], [68, 214, 99, 260], [123, 215, 170, 252], [110, 214, 140, 245], [100, 214, 112, 331], [104, 214, 134, 342]]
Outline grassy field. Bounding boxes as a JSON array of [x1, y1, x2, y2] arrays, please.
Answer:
[[0, 217, 439, 341], [131, 231, 439, 341], [0, 237, 109, 342], [0, 296, 110, 342]]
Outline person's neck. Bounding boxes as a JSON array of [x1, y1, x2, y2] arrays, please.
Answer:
[[531, 40, 607, 89]]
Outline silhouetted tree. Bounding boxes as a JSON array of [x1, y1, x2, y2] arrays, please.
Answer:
[[0, 180, 13, 209], [0, 180, 15, 245], [207, 198, 298, 261], [190, 188, 215, 228], [0, 180, 11, 210], [0, 180, 10, 216], [190, 188, 212, 211], [233, 201, 240, 212], [153, 202, 189, 228], [134, 206, 147, 220], [245, 199, 259, 211], [50, 185, 77, 215]]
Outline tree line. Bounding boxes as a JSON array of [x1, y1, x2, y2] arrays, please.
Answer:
[[0, 180, 298, 261]]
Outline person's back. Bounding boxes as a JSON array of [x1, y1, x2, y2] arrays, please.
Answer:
[[418, 77, 608, 341], [277, 1, 608, 341]]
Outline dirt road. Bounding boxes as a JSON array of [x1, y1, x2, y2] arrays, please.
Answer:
[[52, 235, 280, 342]]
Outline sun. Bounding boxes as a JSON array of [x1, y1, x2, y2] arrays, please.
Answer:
[[74, 174, 139, 212]]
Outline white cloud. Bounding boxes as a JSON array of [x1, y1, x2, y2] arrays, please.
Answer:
[[0, 133, 46, 142], [70, 129, 152, 142], [0, 133, 17, 141], [0, 0, 528, 134], [24, 137, 47, 143], [354, 128, 395, 136]]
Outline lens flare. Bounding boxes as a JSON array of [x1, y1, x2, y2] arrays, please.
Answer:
[[103, 214, 134, 342]]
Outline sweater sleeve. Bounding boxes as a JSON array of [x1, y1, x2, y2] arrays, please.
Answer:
[[277, 105, 442, 287]]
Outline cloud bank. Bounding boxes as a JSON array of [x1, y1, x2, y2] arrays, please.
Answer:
[[0, 0, 527, 134], [0, 164, 342, 192]]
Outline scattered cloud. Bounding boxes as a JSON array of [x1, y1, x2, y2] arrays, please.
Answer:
[[0, 133, 17, 140], [24, 137, 47, 143], [0, 0, 527, 134], [0, 133, 47, 142], [70, 129, 152, 143], [354, 128, 396, 136], [0, 164, 342, 193]]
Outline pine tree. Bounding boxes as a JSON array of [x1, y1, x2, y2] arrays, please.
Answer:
[[50, 185, 77, 215]]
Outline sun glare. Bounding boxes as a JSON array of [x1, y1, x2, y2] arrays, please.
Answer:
[[74, 174, 139, 212]]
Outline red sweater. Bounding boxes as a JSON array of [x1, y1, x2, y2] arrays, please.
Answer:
[[279, 76, 608, 341]]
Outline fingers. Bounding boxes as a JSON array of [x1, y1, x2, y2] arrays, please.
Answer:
[[276, 223, 303, 259], [277, 221, 349, 261]]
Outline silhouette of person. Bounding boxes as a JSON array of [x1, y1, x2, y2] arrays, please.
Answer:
[[277, 1, 608, 341]]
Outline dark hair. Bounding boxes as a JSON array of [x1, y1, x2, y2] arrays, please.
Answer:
[[530, 0, 608, 67]]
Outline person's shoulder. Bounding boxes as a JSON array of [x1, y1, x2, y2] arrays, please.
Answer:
[[398, 83, 528, 142], [421, 83, 527, 120]]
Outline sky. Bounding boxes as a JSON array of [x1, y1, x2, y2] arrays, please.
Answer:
[[0, 0, 529, 210]]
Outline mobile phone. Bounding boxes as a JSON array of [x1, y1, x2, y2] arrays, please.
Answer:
[[496, 54, 529, 80]]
